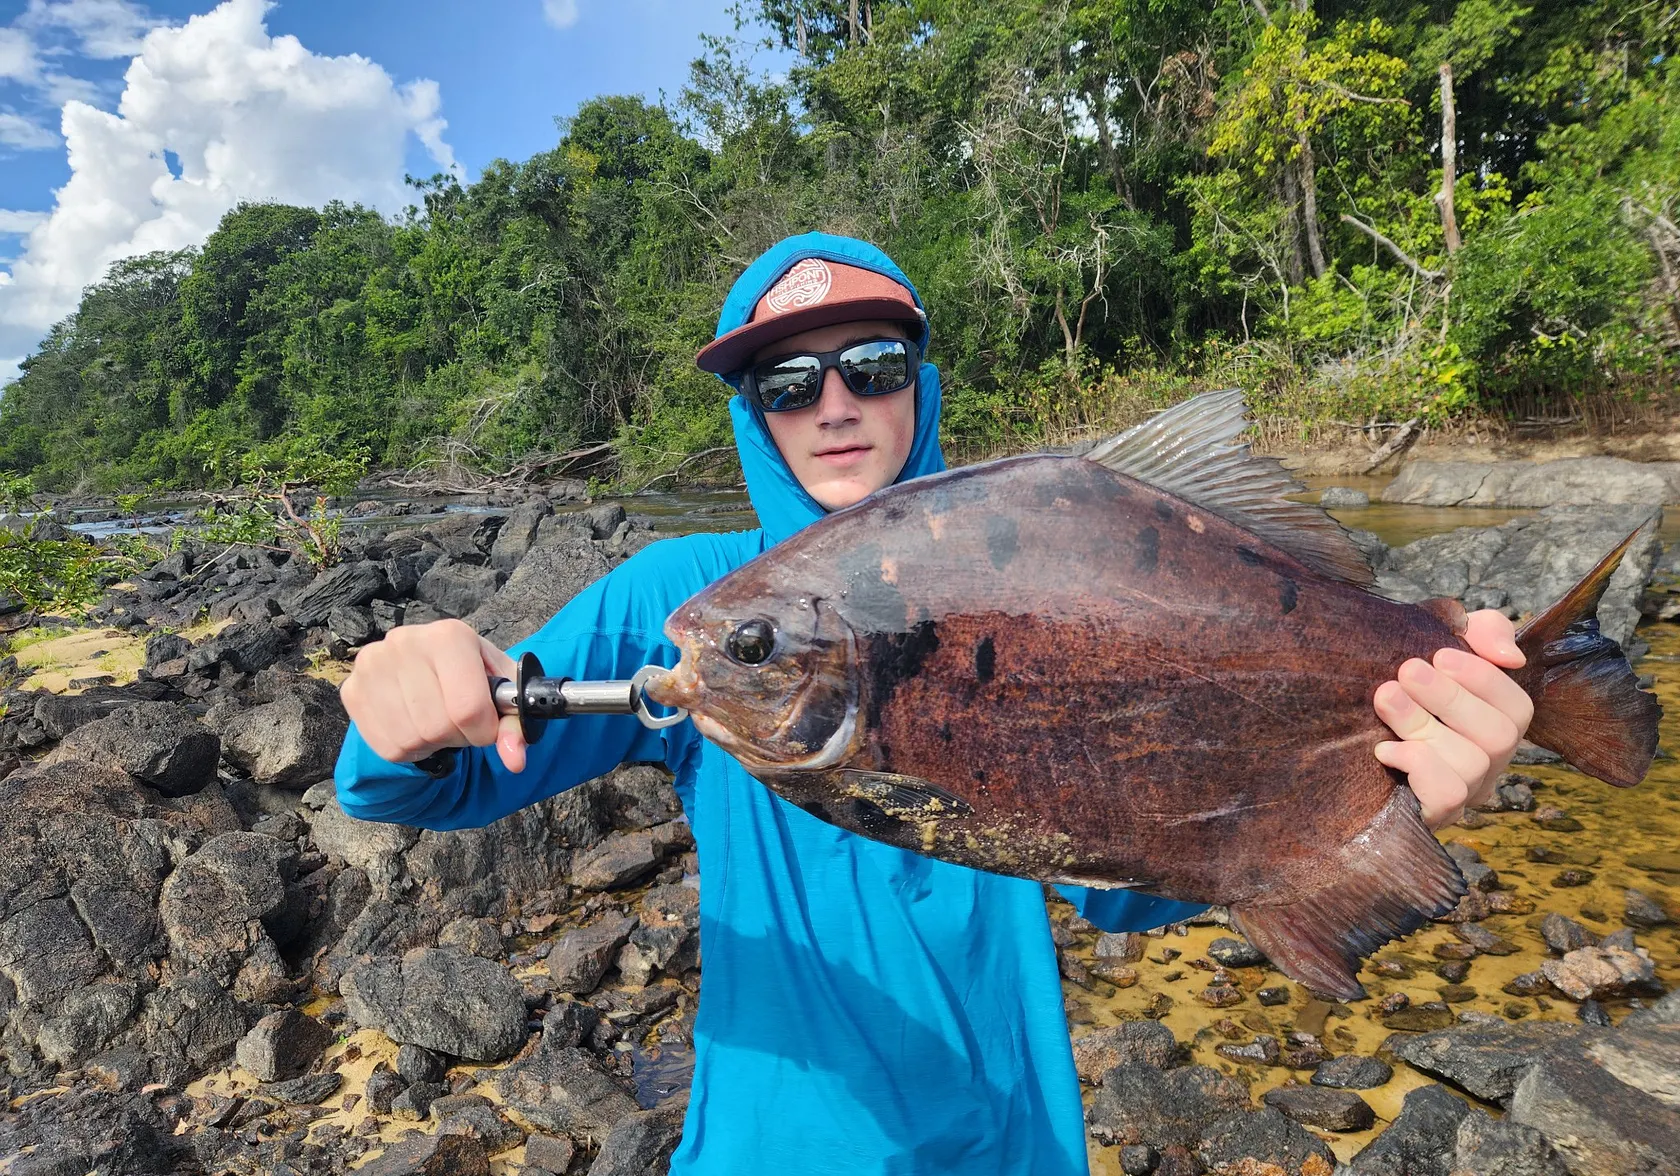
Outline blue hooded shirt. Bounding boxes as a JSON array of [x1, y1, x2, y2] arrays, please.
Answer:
[[335, 233, 1205, 1175]]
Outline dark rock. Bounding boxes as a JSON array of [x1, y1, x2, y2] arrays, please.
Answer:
[[547, 915, 637, 995], [1095, 931, 1148, 962], [353, 1131, 490, 1175], [1118, 1143, 1159, 1175], [1453, 924, 1518, 955], [144, 632, 192, 671], [1540, 913, 1597, 954], [437, 1102, 524, 1153], [1257, 986, 1289, 1006], [1382, 1002, 1455, 1032], [217, 690, 348, 787], [0, 1080, 194, 1175], [495, 1037, 638, 1141], [141, 971, 249, 1083], [186, 620, 291, 675], [262, 1071, 343, 1104], [342, 948, 528, 1062], [522, 1133, 575, 1174], [1454, 1111, 1571, 1176], [392, 1079, 450, 1120], [488, 497, 552, 573], [571, 823, 690, 891], [1320, 486, 1370, 508], [157, 831, 298, 986], [1198, 1107, 1335, 1174], [364, 1068, 407, 1114], [618, 883, 700, 985], [1383, 1022, 1590, 1102], [1625, 887, 1672, 928], [467, 532, 613, 649], [416, 558, 505, 619], [1502, 971, 1555, 997], [1508, 1015, 1680, 1175], [1087, 1063, 1249, 1148], [235, 1009, 334, 1082], [1263, 1082, 1375, 1131], [33, 690, 143, 740], [279, 561, 388, 626], [1215, 1035, 1280, 1066], [587, 1094, 688, 1176], [1436, 960, 1471, 984], [328, 603, 381, 646], [1072, 1020, 1180, 1082], [397, 1043, 449, 1085], [1577, 999, 1613, 1027], [1207, 935, 1266, 968], [54, 702, 219, 796], [1348, 1083, 1473, 1175], [1311, 1054, 1392, 1089]]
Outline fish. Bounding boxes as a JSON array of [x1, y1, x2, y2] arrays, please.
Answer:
[[643, 390, 1662, 1000]]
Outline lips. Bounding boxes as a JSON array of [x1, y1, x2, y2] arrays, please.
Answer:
[[813, 444, 872, 466]]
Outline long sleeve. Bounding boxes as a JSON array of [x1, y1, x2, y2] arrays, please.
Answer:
[[1055, 886, 1210, 933], [333, 534, 740, 831]]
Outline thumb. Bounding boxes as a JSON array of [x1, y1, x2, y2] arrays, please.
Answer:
[[478, 637, 517, 680], [479, 638, 526, 773]]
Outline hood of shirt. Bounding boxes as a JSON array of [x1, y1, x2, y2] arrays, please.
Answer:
[[710, 232, 946, 545]]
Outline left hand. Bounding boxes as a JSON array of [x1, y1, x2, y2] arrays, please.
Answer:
[[1372, 609, 1535, 830]]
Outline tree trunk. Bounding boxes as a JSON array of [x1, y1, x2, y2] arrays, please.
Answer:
[[1296, 132, 1327, 279], [1435, 62, 1462, 256], [849, 0, 860, 46], [1085, 79, 1134, 208], [1279, 167, 1306, 285]]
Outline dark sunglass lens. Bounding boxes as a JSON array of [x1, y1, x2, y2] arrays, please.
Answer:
[[838, 341, 911, 396], [754, 356, 821, 411]]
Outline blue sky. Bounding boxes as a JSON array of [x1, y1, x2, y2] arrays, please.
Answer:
[[0, 0, 779, 379]]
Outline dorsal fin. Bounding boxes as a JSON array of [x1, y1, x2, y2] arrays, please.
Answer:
[[1084, 389, 1374, 586]]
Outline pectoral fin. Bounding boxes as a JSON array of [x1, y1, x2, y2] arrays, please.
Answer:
[[838, 770, 974, 821]]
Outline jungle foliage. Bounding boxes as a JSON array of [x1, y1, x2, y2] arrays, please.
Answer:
[[2, 0, 1677, 492]]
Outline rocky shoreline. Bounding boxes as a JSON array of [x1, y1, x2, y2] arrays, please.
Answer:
[[0, 488, 1676, 1174]]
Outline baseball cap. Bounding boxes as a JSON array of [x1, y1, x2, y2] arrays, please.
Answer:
[[695, 257, 926, 375]]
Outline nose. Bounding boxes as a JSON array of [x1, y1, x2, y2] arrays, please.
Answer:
[[812, 366, 863, 429]]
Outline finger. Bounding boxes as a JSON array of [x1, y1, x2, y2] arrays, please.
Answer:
[[345, 646, 423, 762], [430, 625, 502, 748], [479, 637, 516, 681], [395, 652, 457, 756], [1374, 739, 1468, 829], [1401, 655, 1519, 761], [1463, 609, 1524, 668], [496, 713, 528, 773], [1376, 667, 1493, 791], [1433, 646, 1534, 736]]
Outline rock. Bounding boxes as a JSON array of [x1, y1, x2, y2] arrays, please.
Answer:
[[1072, 1020, 1180, 1082], [143, 632, 192, 672], [571, 823, 690, 891], [217, 690, 349, 787], [328, 603, 381, 646], [1450, 1113, 1570, 1176], [1382, 1003, 1456, 1032], [353, 1131, 490, 1175], [438, 1101, 524, 1153], [467, 531, 613, 649], [488, 497, 552, 572], [1320, 486, 1370, 508], [392, 1080, 450, 1120], [495, 1037, 638, 1141], [1508, 1016, 1680, 1175], [587, 1094, 688, 1176], [1207, 935, 1266, 968], [618, 884, 699, 986], [141, 971, 249, 1083], [1095, 931, 1148, 962], [548, 915, 637, 995], [1263, 1083, 1375, 1131], [1484, 775, 1537, 812], [1540, 913, 1597, 954], [1199, 1107, 1337, 1174], [364, 1068, 407, 1114], [416, 558, 506, 619], [1628, 850, 1680, 875], [1383, 1022, 1591, 1102], [157, 831, 298, 985], [1087, 1063, 1249, 1148], [1118, 1144, 1158, 1175], [54, 703, 219, 797], [1311, 1054, 1392, 1089], [1503, 971, 1555, 997], [1578, 999, 1614, 1027], [396, 1043, 449, 1085], [279, 561, 388, 626], [1349, 1083, 1474, 1176], [0, 1080, 196, 1175], [1626, 887, 1672, 928], [1257, 986, 1289, 1006], [342, 948, 528, 1062], [262, 1071, 343, 1103], [235, 1009, 334, 1082], [1384, 457, 1680, 507], [1216, 1035, 1281, 1066], [1540, 944, 1659, 1001], [523, 1133, 576, 1174], [185, 620, 291, 675]]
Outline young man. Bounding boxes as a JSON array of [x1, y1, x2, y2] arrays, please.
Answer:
[[336, 233, 1532, 1174]]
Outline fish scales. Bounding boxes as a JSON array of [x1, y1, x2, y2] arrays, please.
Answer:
[[648, 390, 1661, 999]]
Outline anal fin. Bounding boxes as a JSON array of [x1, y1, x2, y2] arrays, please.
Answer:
[[1229, 789, 1465, 1002], [838, 770, 974, 820]]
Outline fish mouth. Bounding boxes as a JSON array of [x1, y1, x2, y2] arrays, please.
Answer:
[[644, 645, 702, 711]]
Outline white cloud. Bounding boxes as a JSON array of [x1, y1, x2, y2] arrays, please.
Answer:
[[0, 0, 456, 362], [0, 27, 42, 83], [0, 110, 58, 148], [542, 0, 581, 30], [0, 210, 49, 233], [22, 0, 160, 59]]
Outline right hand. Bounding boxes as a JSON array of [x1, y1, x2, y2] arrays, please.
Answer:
[[341, 619, 528, 773]]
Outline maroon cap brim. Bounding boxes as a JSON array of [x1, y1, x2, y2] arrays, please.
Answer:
[[696, 297, 924, 375]]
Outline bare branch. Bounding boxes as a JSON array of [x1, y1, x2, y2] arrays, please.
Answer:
[[1435, 62, 1462, 255], [1340, 214, 1445, 280]]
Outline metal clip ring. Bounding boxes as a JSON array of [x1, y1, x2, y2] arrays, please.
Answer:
[[628, 665, 688, 730]]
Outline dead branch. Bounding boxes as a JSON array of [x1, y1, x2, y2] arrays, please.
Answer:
[[1340, 214, 1444, 281], [1435, 62, 1462, 255], [628, 447, 738, 494], [1361, 417, 1422, 473]]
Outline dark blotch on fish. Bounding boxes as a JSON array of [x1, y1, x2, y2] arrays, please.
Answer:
[[1135, 526, 1160, 574], [1237, 546, 1262, 566], [864, 620, 941, 728], [1155, 500, 1174, 522], [986, 514, 1019, 571], [974, 636, 996, 683], [1280, 579, 1298, 615]]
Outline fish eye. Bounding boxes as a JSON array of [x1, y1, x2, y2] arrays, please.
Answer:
[[726, 619, 777, 666]]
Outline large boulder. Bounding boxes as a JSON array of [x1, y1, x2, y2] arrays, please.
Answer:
[[1383, 1022, 1594, 1103], [217, 687, 348, 787], [185, 620, 291, 675], [156, 831, 299, 988], [468, 531, 613, 649], [278, 560, 388, 626], [416, 558, 505, 619], [341, 947, 527, 1062], [54, 702, 219, 797], [495, 1034, 638, 1142], [489, 497, 554, 572], [588, 1095, 689, 1176], [1088, 1063, 1249, 1148], [1349, 1083, 1474, 1175], [1384, 457, 1680, 507]]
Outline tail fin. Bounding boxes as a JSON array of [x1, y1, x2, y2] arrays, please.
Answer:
[[1514, 527, 1662, 788]]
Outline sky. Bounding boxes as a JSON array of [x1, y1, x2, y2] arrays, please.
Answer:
[[0, 0, 772, 385]]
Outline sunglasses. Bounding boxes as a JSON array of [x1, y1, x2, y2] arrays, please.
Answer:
[[743, 338, 920, 413]]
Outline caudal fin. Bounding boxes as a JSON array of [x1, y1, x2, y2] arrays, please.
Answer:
[[1230, 789, 1464, 1002], [1513, 528, 1662, 789]]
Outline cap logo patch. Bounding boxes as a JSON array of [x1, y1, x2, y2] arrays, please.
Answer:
[[764, 258, 832, 315]]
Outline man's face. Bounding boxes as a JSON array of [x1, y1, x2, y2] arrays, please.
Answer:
[[751, 319, 918, 511]]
